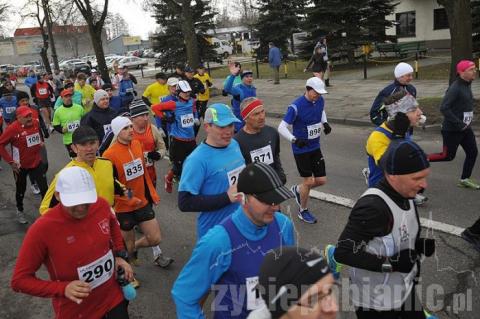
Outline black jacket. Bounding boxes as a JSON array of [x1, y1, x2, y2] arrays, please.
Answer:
[[440, 77, 474, 131], [80, 104, 117, 142]]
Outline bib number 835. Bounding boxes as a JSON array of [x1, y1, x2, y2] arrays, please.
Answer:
[[126, 163, 143, 177]]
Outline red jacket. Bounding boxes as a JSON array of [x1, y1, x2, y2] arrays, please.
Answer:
[[11, 198, 125, 319], [0, 120, 43, 168]]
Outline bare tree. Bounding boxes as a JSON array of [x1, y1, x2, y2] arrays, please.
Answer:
[[41, 0, 60, 70], [72, 0, 109, 81], [105, 12, 129, 39], [0, 2, 10, 37]]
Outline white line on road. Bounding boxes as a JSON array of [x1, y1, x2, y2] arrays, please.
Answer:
[[309, 190, 464, 237]]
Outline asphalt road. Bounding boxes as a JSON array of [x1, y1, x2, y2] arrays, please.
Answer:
[[1, 118, 479, 319]]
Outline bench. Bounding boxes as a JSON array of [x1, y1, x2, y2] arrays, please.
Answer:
[[376, 41, 427, 58]]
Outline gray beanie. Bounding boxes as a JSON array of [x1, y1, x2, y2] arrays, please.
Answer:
[[94, 89, 109, 105], [385, 94, 418, 118]]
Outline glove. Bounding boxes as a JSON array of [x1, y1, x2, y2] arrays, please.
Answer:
[[206, 80, 212, 87], [293, 139, 308, 148], [415, 238, 435, 257], [392, 112, 410, 138], [323, 122, 332, 135], [147, 151, 161, 161], [222, 90, 228, 97], [389, 249, 418, 273], [194, 118, 200, 126]]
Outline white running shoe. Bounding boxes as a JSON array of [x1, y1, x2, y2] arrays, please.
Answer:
[[31, 183, 41, 195]]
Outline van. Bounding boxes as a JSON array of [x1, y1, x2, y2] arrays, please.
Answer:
[[210, 37, 233, 58]]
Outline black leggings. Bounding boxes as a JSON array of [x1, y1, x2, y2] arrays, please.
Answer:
[[169, 138, 196, 177], [428, 128, 478, 179], [14, 163, 48, 211], [103, 299, 129, 319], [355, 290, 426, 319]]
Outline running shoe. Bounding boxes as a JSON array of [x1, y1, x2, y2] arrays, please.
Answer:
[[48, 125, 55, 134], [290, 185, 302, 209], [458, 178, 480, 190], [423, 310, 438, 319], [297, 209, 317, 224], [461, 228, 480, 252], [164, 174, 173, 193], [361, 167, 370, 186], [130, 278, 140, 289], [325, 244, 342, 280], [413, 193, 428, 206], [31, 183, 41, 195], [16, 210, 28, 224], [154, 253, 174, 268]]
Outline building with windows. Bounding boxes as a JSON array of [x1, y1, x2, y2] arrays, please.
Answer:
[[386, 0, 450, 49]]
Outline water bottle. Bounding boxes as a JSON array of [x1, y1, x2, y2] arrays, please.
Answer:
[[116, 267, 136, 301]]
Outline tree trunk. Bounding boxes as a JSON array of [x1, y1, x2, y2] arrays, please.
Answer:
[[88, 25, 110, 83], [42, 0, 59, 70], [438, 0, 473, 84], [181, 0, 200, 68], [40, 32, 52, 73]]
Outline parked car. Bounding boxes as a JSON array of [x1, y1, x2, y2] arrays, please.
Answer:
[[117, 56, 148, 69], [154, 52, 163, 59]]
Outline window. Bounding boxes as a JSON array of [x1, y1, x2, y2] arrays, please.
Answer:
[[396, 11, 416, 37], [434, 8, 449, 30]]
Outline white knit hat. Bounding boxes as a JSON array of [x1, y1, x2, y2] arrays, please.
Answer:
[[394, 62, 414, 78], [111, 116, 132, 136]]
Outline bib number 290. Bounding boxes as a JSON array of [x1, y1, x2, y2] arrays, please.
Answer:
[[77, 250, 114, 290]]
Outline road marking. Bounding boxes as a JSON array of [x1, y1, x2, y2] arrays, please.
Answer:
[[309, 190, 464, 237]]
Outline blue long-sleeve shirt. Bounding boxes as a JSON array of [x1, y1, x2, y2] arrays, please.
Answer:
[[171, 208, 295, 319], [223, 75, 256, 131], [269, 46, 282, 67]]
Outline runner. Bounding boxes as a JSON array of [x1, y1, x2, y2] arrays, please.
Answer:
[[74, 72, 96, 112], [118, 71, 136, 108], [234, 97, 286, 184], [223, 63, 257, 132], [184, 66, 205, 99], [152, 80, 198, 193], [86, 69, 105, 89], [156, 77, 180, 150], [0, 106, 48, 224], [30, 73, 55, 132], [193, 64, 213, 136], [333, 140, 435, 319], [142, 72, 169, 132], [102, 83, 123, 114], [0, 92, 18, 126], [52, 88, 85, 158], [278, 77, 331, 224], [370, 62, 417, 126], [103, 116, 173, 277], [247, 247, 337, 319], [130, 99, 167, 186], [177, 103, 245, 239], [80, 89, 117, 142], [39, 125, 123, 214], [11, 166, 133, 319], [427, 60, 480, 189], [304, 39, 328, 80], [54, 81, 83, 110], [366, 90, 428, 205], [172, 162, 295, 318]]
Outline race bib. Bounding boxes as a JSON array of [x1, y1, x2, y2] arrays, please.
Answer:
[[77, 250, 114, 290], [103, 124, 112, 135], [67, 120, 80, 133], [181, 113, 194, 128], [126, 88, 134, 93], [246, 276, 262, 310], [463, 111, 473, 126], [38, 88, 47, 95], [250, 145, 273, 165], [5, 106, 16, 114], [307, 122, 322, 139], [144, 151, 154, 167], [26, 133, 41, 147], [227, 164, 246, 186], [123, 158, 144, 181]]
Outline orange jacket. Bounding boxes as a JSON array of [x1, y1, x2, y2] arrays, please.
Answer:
[[103, 139, 159, 213]]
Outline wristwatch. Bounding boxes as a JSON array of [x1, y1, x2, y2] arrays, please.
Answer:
[[381, 260, 393, 273], [114, 250, 129, 262]]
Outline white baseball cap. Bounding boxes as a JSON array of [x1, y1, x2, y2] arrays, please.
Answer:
[[55, 167, 97, 207], [305, 77, 328, 94], [177, 80, 192, 92], [111, 116, 132, 136], [167, 77, 179, 86]]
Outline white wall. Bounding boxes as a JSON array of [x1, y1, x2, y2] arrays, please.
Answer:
[[386, 0, 450, 42]]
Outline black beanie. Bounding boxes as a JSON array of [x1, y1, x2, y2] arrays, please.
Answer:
[[257, 247, 331, 318], [380, 140, 430, 175]]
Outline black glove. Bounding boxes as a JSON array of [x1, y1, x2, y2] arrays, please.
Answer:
[[323, 122, 332, 135], [389, 249, 418, 273], [392, 112, 410, 138], [164, 112, 175, 123], [147, 151, 161, 161], [415, 238, 435, 257], [206, 80, 212, 87], [294, 139, 308, 148], [222, 90, 228, 97]]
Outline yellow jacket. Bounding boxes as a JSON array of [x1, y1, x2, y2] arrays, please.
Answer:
[[365, 122, 393, 164], [74, 82, 96, 112], [39, 158, 116, 215]]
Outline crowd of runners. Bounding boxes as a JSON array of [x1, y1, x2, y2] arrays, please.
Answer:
[[1, 51, 479, 319]]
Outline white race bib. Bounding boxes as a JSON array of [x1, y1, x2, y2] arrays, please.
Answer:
[[123, 158, 144, 181], [250, 145, 273, 165], [67, 120, 80, 133], [144, 151, 154, 167], [77, 250, 114, 290], [463, 111, 473, 126], [181, 113, 194, 128], [126, 88, 134, 93], [227, 164, 246, 186], [5, 106, 16, 114], [103, 124, 112, 135], [307, 122, 322, 139], [26, 133, 41, 147], [38, 88, 47, 95], [246, 276, 262, 310]]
